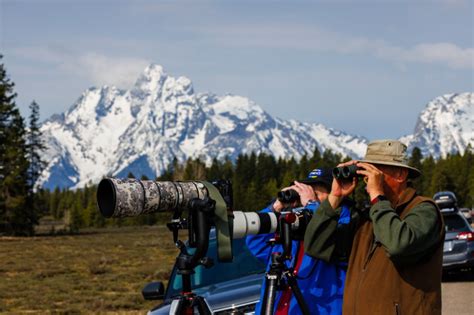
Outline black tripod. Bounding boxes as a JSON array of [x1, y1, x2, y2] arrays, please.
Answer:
[[260, 213, 310, 315], [166, 197, 216, 315]]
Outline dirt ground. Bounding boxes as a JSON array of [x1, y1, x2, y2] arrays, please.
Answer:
[[442, 272, 474, 315], [1, 226, 473, 314], [0, 226, 178, 313]]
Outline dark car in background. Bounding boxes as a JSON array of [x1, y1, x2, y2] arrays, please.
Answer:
[[434, 191, 474, 274], [147, 234, 266, 315]]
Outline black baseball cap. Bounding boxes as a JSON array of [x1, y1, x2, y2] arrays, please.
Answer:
[[296, 168, 333, 190]]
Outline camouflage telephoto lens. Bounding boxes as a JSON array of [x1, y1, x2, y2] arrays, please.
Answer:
[[97, 178, 209, 218]]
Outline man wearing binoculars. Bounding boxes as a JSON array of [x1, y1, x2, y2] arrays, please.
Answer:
[[246, 168, 351, 315], [304, 140, 444, 315]]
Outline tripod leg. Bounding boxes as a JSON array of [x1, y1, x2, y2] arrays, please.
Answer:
[[286, 273, 310, 315], [194, 296, 212, 315], [261, 273, 278, 315], [169, 297, 185, 315]]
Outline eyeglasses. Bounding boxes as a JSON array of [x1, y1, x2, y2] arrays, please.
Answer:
[[363, 177, 369, 184]]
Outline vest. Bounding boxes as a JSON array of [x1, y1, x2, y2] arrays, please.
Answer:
[[342, 188, 445, 315]]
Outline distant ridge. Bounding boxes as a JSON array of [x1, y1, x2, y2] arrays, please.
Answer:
[[39, 64, 473, 189], [39, 64, 367, 189]]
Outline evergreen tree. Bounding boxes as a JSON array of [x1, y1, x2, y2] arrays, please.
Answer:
[[50, 187, 61, 218], [408, 147, 423, 191], [0, 57, 35, 235], [26, 100, 47, 226], [220, 157, 234, 180], [207, 157, 222, 180], [468, 166, 474, 208], [420, 156, 435, 196], [254, 154, 277, 188], [34, 188, 50, 217], [69, 199, 84, 233], [183, 158, 206, 180], [320, 150, 343, 169], [309, 147, 322, 167], [232, 154, 249, 210], [429, 165, 452, 197], [26, 100, 46, 189], [298, 154, 310, 179]]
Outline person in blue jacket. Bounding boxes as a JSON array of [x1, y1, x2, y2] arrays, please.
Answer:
[[246, 168, 351, 315]]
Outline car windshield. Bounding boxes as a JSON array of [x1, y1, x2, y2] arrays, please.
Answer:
[[166, 237, 265, 299], [443, 214, 470, 232]]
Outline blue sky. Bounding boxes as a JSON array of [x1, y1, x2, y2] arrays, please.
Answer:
[[1, 0, 473, 139]]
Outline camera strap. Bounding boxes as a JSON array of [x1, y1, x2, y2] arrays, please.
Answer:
[[200, 181, 233, 262]]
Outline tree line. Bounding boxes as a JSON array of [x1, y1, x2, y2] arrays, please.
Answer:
[[1, 57, 473, 235], [32, 147, 474, 232]]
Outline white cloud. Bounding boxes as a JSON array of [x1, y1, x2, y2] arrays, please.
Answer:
[[12, 46, 150, 88], [60, 53, 150, 88], [196, 24, 473, 70], [405, 43, 474, 69]]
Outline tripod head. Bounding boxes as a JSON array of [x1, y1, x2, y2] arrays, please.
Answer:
[[165, 197, 218, 315], [271, 211, 294, 263]]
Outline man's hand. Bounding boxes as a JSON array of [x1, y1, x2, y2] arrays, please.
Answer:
[[328, 161, 358, 209], [356, 162, 385, 200], [293, 181, 316, 206], [272, 199, 285, 212]]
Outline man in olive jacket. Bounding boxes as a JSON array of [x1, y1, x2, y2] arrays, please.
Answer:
[[304, 140, 445, 315]]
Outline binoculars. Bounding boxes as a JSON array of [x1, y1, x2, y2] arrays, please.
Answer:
[[332, 165, 363, 180]]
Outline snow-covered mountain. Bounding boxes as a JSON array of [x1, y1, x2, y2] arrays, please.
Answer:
[[39, 64, 368, 189], [39, 64, 473, 190], [400, 93, 473, 158]]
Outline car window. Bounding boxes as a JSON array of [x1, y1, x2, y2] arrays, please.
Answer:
[[166, 238, 265, 299], [443, 214, 470, 232]]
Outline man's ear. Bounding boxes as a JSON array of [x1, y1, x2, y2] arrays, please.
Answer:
[[397, 168, 409, 182]]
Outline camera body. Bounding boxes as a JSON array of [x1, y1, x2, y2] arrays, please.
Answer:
[[279, 208, 313, 241]]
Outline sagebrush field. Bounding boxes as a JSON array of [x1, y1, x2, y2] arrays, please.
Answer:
[[0, 226, 179, 314]]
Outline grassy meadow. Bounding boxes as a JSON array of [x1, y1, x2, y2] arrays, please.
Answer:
[[0, 226, 180, 314]]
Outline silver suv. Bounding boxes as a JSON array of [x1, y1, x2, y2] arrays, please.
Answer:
[[442, 210, 474, 273], [433, 191, 474, 273]]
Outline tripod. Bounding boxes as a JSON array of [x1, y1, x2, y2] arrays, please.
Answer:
[[166, 197, 216, 315], [260, 213, 310, 315]]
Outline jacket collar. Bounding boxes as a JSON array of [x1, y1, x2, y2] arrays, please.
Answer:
[[394, 187, 417, 211]]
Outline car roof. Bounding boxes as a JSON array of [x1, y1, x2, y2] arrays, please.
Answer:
[[433, 191, 457, 199]]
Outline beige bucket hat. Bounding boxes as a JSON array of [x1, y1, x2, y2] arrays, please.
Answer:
[[359, 139, 421, 178]]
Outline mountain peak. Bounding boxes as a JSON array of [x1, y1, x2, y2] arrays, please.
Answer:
[[133, 63, 168, 93], [403, 92, 473, 157], [144, 63, 166, 77]]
